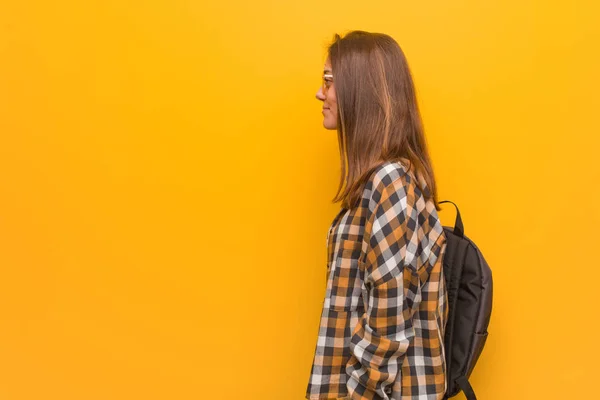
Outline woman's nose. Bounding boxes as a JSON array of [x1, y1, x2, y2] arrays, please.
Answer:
[[316, 87, 325, 101]]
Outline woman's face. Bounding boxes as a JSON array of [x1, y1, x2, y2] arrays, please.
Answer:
[[315, 58, 338, 130]]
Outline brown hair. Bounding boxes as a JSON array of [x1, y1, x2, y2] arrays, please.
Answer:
[[328, 31, 440, 211]]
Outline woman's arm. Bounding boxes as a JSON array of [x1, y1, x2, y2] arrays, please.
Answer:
[[344, 178, 423, 400]]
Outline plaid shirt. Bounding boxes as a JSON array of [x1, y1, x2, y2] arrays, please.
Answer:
[[306, 160, 448, 400]]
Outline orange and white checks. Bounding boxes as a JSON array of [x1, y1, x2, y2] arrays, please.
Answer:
[[306, 160, 448, 400]]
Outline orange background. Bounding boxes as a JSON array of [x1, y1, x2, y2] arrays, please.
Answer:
[[1, 1, 599, 399]]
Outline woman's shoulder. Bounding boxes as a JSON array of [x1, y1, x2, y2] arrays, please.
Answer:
[[365, 159, 413, 194], [357, 160, 408, 212], [362, 158, 433, 210]]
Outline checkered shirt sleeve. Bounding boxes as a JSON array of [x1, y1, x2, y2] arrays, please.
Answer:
[[306, 164, 447, 400]]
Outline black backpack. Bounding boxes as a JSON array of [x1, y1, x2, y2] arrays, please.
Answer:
[[439, 201, 493, 400]]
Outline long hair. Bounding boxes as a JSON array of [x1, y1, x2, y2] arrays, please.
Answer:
[[328, 31, 440, 211]]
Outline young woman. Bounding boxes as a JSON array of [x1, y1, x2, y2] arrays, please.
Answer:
[[306, 31, 448, 400]]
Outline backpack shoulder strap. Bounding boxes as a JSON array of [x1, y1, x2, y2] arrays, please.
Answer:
[[456, 376, 477, 400]]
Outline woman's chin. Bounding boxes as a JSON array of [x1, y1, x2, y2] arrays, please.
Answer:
[[323, 120, 337, 130]]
